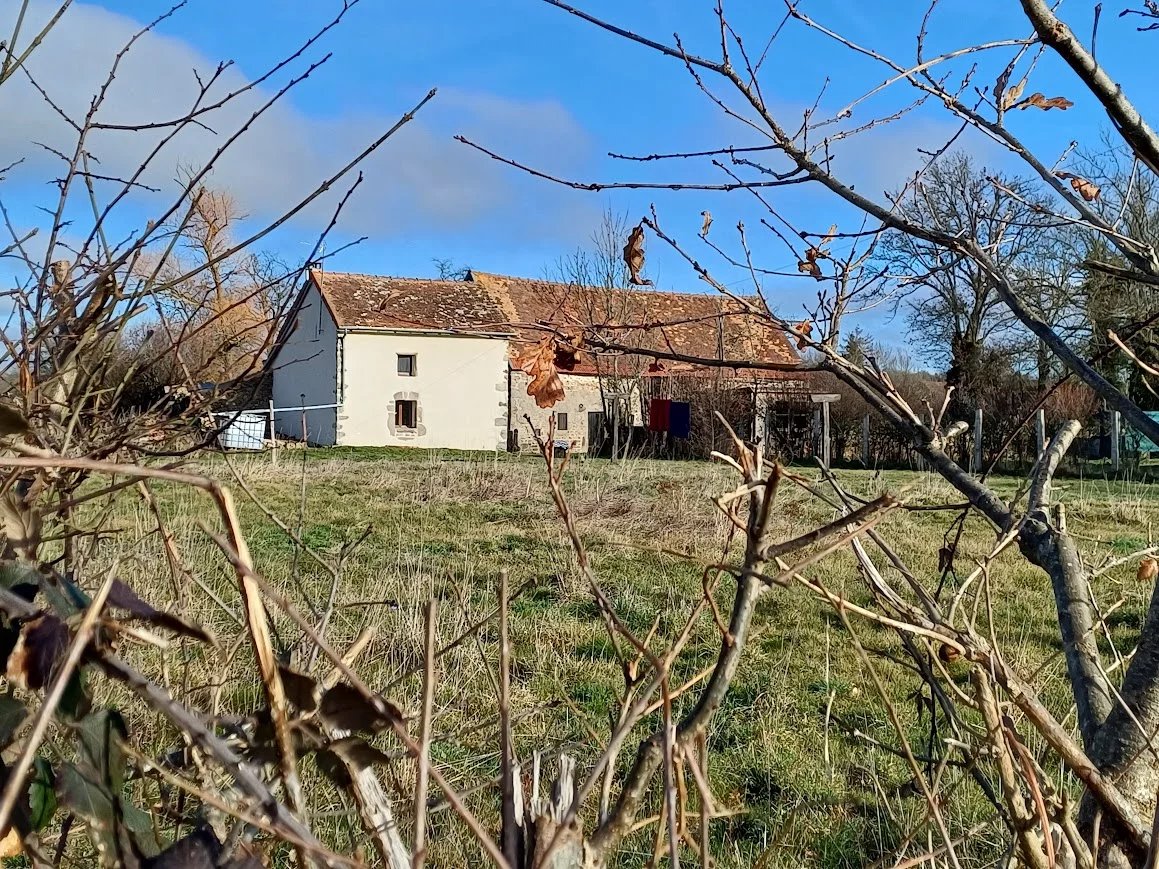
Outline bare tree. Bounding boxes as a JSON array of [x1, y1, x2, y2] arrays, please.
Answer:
[[1067, 141, 1159, 407], [136, 176, 298, 390], [549, 205, 632, 295], [433, 257, 471, 280], [884, 153, 1058, 390], [547, 206, 640, 458], [455, 1, 1159, 864]]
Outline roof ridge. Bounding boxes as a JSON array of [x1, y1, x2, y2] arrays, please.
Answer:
[[307, 268, 513, 334], [315, 268, 760, 304], [466, 269, 761, 303], [316, 269, 469, 284]]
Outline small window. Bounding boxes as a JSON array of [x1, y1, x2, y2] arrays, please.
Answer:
[[395, 400, 417, 429], [397, 354, 416, 376], [555, 412, 569, 431]]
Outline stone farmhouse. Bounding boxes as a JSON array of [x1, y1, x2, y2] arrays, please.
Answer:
[[268, 268, 816, 455]]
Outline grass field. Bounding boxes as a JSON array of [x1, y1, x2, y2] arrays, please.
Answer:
[[81, 448, 1159, 867]]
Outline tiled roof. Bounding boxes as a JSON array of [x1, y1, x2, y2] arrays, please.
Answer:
[[470, 271, 801, 377], [307, 268, 802, 376], [309, 269, 512, 334]]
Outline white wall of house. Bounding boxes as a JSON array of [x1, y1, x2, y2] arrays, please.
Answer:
[[339, 330, 509, 450], [271, 282, 339, 444]]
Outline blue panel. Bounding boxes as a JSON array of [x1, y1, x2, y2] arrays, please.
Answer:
[[1127, 411, 1159, 453]]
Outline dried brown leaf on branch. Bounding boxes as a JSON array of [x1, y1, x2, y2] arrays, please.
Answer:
[[17, 362, 32, 399], [277, 665, 320, 713], [938, 546, 955, 574], [146, 825, 263, 869], [623, 222, 653, 285], [1055, 171, 1101, 201], [797, 226, 836, 280], [107, 579, 212, 643], [793, 321, 813, 350], [511, 336, 580, 408], [315, 737, 395, 788], [1017, 92, 1074, 111], [554, 339, 580, 372], [319, 682, 404, 733], [797, 247, 824, 280], [999, 79, 1026, 110], [0, 491, 41, 561], [1138, 557, 1158, 582], [797, 258, 821, 279], [700, 210, 713, 238], [0, 827, 20, 859], [49, 260, 70, 288], [7, 615, 69, 691], [937, 643, 962, 663]]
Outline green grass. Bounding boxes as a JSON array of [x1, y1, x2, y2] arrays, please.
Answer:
[[69, 447, 1159, 867]]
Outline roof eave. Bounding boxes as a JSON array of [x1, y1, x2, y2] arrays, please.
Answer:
[[337, 325, 514, 339]]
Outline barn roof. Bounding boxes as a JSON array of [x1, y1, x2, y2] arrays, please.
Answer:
[[309, 269, 512, 334], [470, 271, 800, 375], [305, 268, 802, 376]]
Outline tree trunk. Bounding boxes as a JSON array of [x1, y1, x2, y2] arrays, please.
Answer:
[[1037, 338, 1051, 390], [1079, 576, 1159, 866]]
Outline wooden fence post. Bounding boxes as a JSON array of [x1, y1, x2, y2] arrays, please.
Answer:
[[268, 399, 278, 467], [973, 408, 983, 475], [1112, 410, 1121, 473], [812, 407, 821, 460], [861, 413, 870, 467], [821, 399, 831, 468]]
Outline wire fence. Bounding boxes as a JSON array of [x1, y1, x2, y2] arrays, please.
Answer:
[[211, 402, 341, 459], [838, 407, 1155, 478]]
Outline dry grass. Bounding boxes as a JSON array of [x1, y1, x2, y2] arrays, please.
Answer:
[[66, 448, 1159, 868]]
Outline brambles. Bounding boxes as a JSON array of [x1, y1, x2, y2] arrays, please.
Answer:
[[0, 1, 442, 864]]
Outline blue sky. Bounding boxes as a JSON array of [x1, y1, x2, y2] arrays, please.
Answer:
[[1, 0, 1153, 341]]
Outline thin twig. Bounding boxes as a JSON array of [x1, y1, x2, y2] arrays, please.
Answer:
[[414, 600, 437, 869]]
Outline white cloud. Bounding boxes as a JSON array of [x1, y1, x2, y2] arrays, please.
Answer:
[[0, 1, 598, 244]]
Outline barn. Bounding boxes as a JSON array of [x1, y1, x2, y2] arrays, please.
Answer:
[[268, 268, 817, 456]]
